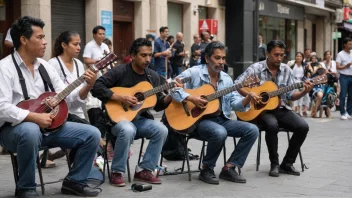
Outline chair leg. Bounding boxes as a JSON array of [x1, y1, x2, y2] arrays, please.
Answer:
[[198, 141, 205, 171], [298, 149, 306, 172], [256, 132, 261, 171], [137, 138, 145, 164], [127, 158, 131, 183], [40, 149, 48, 168], [181, 137, 190, 172], [156, 153, 163, 178], [182, 137, 191, 181], [36, 155, 45, 195], [64, 149, 71, 170], [10, 153, 19, 196], [223, 144, 227, 167]]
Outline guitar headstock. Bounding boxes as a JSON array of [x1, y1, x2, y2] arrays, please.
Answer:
[[93, 53, 118, 71], [310, 75, 328, 85], [242, 75, 260, 88]]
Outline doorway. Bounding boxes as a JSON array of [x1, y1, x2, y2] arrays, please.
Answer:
[[113, 21, 133, 63]]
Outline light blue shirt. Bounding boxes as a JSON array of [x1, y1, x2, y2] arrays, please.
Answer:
[[170, 65, 249, 120]]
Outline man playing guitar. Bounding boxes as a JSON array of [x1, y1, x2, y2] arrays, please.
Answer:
[[0, 16, 101, 197], [235, 40, 313, 177], [171, 41, 259, 185], [92, 38, 179, 187]]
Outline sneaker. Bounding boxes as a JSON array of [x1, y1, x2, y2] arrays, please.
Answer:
[[341, 114, 348, 120], [219, 166, 246, 183], [134, 169, 161, 184], [199, 168, 219, 185], [110, 173, 125, 187], [347, 113, 352, 119]]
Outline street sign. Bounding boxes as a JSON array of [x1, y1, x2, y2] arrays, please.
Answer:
[[333, 32, 342, 40]]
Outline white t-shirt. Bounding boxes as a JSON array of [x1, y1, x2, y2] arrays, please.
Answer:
[[336, 50, 352, 76], [292, 64, 304, 82], [83, 39, 110, 110], [48, 57, 86, 119], [320, 60, 337, 73], [5, 28, 12, 42]]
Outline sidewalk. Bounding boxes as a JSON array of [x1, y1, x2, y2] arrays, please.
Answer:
[[0, 111, 351, 197]]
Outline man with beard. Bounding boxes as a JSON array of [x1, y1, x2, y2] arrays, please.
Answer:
[[92, 38, 179, 187], [235, 40, 313, 177], [171, 41, 259, 185]]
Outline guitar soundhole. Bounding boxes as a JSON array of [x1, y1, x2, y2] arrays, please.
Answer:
[[260, 92, 269, 103], [134, 92, 145, 102], [130, 92, 144, 111], [191, 107, 205, 118]]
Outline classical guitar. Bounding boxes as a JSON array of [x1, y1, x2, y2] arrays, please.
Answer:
[[236, 75, 327, 121], [105, 77, 191, 123], [165, 76, 260, 132], [17, 53, 118, 132]]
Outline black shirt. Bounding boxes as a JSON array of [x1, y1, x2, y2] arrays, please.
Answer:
[[171, 40, 184, 67], [91, 63, 168, 112]]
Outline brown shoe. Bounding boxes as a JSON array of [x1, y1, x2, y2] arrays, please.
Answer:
[[110, 173, 125, 187], [134, 169, 161, 184]]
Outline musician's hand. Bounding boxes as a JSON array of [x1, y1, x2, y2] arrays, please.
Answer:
[[247, 92, 262, 104], [35, 113, 53, 128], [119, 95, 138, 107], [163, 50, 172, 57], [303, 80, 314, 93], [84, 69, 97, 89], [174, 78, 184, 88], [187, 95, 208, 109]]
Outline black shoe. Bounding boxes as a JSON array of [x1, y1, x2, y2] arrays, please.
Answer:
[[219, 166, 246, 183], [199, 168, 219, 185], [279, 163, 300, 176], [269, 163, 280, 177], [61, 178, 101, 197], [18, 189, 39, 198]]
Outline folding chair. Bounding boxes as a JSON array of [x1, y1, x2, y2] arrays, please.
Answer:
[[256, 127, 307, 172], [9, 146, 70, 196]]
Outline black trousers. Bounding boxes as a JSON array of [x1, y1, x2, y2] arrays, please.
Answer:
[[87, 108, 107, 138], [257, 108, 309, 165]]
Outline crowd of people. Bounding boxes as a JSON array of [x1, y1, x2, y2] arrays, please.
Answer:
[[0, 15, 351, 198]]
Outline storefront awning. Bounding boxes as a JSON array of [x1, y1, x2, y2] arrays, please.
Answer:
[[343, 22, 352, 32], [284, 0, 335, 16]]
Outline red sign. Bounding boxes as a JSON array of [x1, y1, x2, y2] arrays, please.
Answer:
[[344, 7, 350, 21], [199, 19, 218, 35]]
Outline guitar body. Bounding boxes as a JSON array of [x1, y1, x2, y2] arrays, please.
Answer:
[[17, 92, 69, 132], [236, 81, 280, 121], [165, 84, 219, 132], [105, 81, 157, 123]]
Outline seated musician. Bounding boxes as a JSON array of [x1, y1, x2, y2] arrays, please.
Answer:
[[171, 41, 259, 185], [92, 38, 177, 186], [0, 16, 101, 197], [235, 40, 313, 177]]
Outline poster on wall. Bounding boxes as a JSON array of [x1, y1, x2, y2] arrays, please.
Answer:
[[101, 10, 112, 40]]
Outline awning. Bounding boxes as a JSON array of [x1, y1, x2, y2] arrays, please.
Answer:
[[283, 0, 335, 16], [343, 21, 352, 32]]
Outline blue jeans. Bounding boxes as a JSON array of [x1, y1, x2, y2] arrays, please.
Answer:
[[339, 74, 352, 115], [195, 116, 259, 168], [110, 116, 168, 173], [0, 122, 100, 190]]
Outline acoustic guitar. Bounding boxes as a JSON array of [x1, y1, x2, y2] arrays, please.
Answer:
[[105, 77, 191, 123], [165, 76, 260, 132], [235, 75, 327, 121], [17, 53, 118, 132]]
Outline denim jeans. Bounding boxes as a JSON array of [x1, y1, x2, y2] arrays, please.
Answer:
[[0, 122, 100, 190], [195, 116, 259, 169], [110, 116, 168, 173], [339, 74, 352, 115]]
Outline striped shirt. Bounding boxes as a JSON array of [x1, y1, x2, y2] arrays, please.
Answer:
[[234, 60, 296, 109]]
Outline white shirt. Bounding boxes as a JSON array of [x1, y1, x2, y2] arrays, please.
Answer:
[[83, 39, 110, 110], [5, 28, 12, 42], [336, 50, 352, 76], [48, 57, 86, 119], [292, 64, 304, 82], [0, 51, 86, 128], [320, 60, 337, 73]]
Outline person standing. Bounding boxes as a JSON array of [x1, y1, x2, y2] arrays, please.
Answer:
[[83, 26, 110, 137], [171, 32, 185, 76], [336, 37, 352, 120], [190, 34, 201, 67], [153, 26, 172, 78]]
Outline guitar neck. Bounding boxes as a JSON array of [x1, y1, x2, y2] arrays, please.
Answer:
[[143, 77, 191, 97], [206, 82, 244, 101], [269, 82, 304, 98], [55, 75, 85, 102]]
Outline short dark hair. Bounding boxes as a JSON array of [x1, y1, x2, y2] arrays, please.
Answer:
[[204, 41, 226, 58], [103, 38, 112, 46], [201, 30, 210, 40], [159, 26, 168, 33], [167, 35, 174, 42], [11, 16, 45, 49], [146, 34, 155, 41], [53, 31, 80, 57], [92, 26, 105, 34], [258, 33, 263, 37], [266, 40, 286, 53], [343, 37, 352, 45], [129, 38, 152, 55], [304, 47, 311, 52]]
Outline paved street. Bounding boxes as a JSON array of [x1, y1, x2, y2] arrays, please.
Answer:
[[0, 111, 351, 198]]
